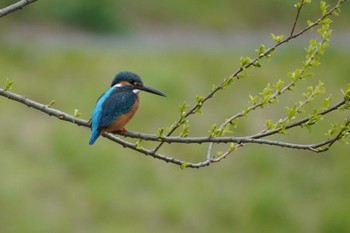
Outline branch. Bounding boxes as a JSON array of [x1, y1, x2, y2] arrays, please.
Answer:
[[150, 0, 347, 154], [0, 0, 38, 18], [1, 87, 348, 168], [290, 0, 305, 36], [1, 0, 348, 169]]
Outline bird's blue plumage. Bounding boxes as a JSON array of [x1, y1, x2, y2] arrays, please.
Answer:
[[89, 71, 166, 145], [89, 85, 137, 145]]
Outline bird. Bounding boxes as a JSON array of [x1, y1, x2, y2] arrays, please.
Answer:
[[89, 71, 166, 145]]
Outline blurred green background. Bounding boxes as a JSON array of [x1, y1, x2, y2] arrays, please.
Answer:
[[1, 0, 350, 232]]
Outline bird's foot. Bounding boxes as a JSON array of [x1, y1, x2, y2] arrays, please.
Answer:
[[119, 128, 128, 134]]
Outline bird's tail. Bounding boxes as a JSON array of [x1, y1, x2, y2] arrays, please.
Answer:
[[89, 130, 100, 145]]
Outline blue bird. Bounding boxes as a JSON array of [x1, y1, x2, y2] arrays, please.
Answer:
[[89, 71, 166, 145]]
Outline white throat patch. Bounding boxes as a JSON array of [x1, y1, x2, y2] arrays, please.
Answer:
[[133, 89, 141, 94]]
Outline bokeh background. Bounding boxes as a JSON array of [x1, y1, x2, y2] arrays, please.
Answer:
[[1, 0, 350, 232]]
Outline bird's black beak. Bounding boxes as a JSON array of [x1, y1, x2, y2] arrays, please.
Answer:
[[139, 84, 166, 97]]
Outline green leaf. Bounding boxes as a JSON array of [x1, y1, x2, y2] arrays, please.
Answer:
[[196, 95, 204, 104], [230, 118, 240, 128], [322, 95, 332, 109], [229, 143, 237, 151], [166, 121, 177, 132], [320, 1, 328, 15], [179, 124, 190, 137], [274, 80, 284, 92], [180, 162, 188, 170], [157, 128, 164, 138], [253, 61, 262, 68], [249, 95, 258, 105], [47, 100, 56, 107], [73, 109, 82, 117], [135, 139, 143, 150], [307, 20, 314, 26], [325, 124, 338, 138], [266, 119, 274, 130], [256, 44, 266, 56], [286, 107, 296, 120], [5, 78, 14, 91], [179, 102, 189, 116], [224, 76, 234, 86], [237, 71, 248, 79], [240, 56, 251, 68], [208, 124, 217, 137], [271, 33, 284, 43], [222, 124, 233, 135], [343, 84, 350, 101], [194, 107, 202, 114], [264, 48, 275, 61], [294, 2, 301, 10]]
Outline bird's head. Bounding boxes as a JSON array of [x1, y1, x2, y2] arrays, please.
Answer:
[[111, 71, 166, 97]]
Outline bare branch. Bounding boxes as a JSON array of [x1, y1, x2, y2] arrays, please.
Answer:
[[0, 0, 38, 18], [0, 87, 89, 127]]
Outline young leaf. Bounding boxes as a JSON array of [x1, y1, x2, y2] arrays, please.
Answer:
[[5, 79, 14, 91], [208, 124, 217, 137], [294, 2, 301, 10], [179, 102, 189, 116], [240, 56, 251, 68], [157, 128, 164, 138], [274, 80, 285, 92], [229, 143, 237, 151], [135, 139, 143, 150], [179, 124, 190, 137], [180, 162, 188, 170], [271, 33, 284, 43], [47, 100, 56, 108], [320, 1, 328, 15], [222, 124, 233, 135], [73, 109, 82, 117], [256, 44, 266, 56], [266, 119, 274, 130], [249, 95, 258, 105], [196, 95, 204, 105]]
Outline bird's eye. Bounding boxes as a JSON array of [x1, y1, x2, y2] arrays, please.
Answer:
[[132, 81, 142, 87]]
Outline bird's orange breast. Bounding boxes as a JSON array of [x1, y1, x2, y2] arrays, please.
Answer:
[[102, 96, 140, 133]]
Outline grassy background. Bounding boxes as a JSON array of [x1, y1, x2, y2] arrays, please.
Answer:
[[1, 1, 350, 232]]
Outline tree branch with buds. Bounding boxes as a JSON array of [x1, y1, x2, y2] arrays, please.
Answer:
[[1, 0, 349, 168]]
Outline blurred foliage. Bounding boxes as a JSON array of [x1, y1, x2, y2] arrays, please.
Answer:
[[1, 0, 349, 32], [1, 0, 350, 232]]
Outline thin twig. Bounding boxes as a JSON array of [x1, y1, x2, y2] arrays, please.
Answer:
[[290, 0, 305, 36], [0, 0, 38, 18]]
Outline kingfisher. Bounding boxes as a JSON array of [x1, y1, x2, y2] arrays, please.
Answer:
[[89, 71, 166, 145]]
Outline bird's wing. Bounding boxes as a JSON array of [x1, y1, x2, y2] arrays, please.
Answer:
[[99, 89, 137, 128]]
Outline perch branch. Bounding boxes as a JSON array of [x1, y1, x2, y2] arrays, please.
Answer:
[[1, 87, 348, 168]]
